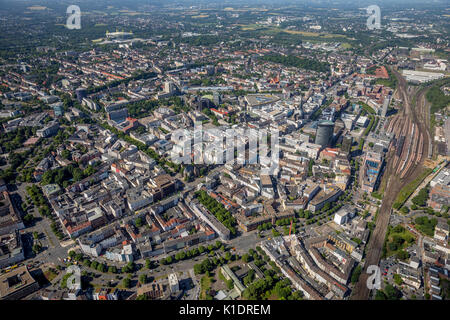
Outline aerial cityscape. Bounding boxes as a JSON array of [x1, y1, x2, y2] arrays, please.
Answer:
[[0, 0, 449, 303]]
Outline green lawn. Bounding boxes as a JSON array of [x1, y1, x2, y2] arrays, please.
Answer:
[[200, 275, 212, 300], [393, 168, 433, 210]]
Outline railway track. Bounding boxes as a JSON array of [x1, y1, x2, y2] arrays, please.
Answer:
[[351, 67, 432, 300]]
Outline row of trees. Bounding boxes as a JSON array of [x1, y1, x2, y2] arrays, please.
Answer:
[[161, 240, 225, 266], [357, 101, 376, 115], [194, 256, 228, 275], [195, 190, 237, 236], [393, 168, 433, 210], [26, 185, 64, 239], [350, 265, 362, 284], [257, 222, 272, 232], [68, 250, 138, 275], [301, 195, 348, 226], [41, 164, 97, 187], [363, 115, 376, 136]]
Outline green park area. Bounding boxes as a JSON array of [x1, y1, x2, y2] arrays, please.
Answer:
[[413, 216, 438, 237], [375, 284, 402, 300], [383, 225, 416, 260]]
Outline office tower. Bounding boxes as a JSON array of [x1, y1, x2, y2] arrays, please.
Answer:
[[315, 120, 335, 147], [75, 87, 87, 103], [381, 95, 390, 118]]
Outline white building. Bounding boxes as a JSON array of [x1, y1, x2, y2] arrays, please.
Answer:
[[82, 98, 100, 111], [297, 142, 321, 159], [423, 60, 447, 71], [356, 116, 368, 128], [402, 70, 444, 83], [334, 211, 348, 225], [168, 273, 179, 293], [333, 207, 356, 225], [126, 188, 153, 211]]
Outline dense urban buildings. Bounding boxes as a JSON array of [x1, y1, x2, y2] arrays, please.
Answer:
[[0, 0, 448, 304]]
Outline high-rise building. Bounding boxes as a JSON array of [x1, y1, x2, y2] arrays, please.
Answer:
[[381, 95, 390, 118], [164, 81, 175, 94], [213, 91, 221, 106], [75, 87, 87, 103], [82, 98, 100, 111], [315, 121, 334, 148], [197, 97, 211, 111], [360, 151, 384, 193], [36, 121, 60, 138], [107, 108, 128, 123]]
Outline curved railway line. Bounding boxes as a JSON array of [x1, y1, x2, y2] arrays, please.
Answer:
[[351, 67, 433, 300]]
